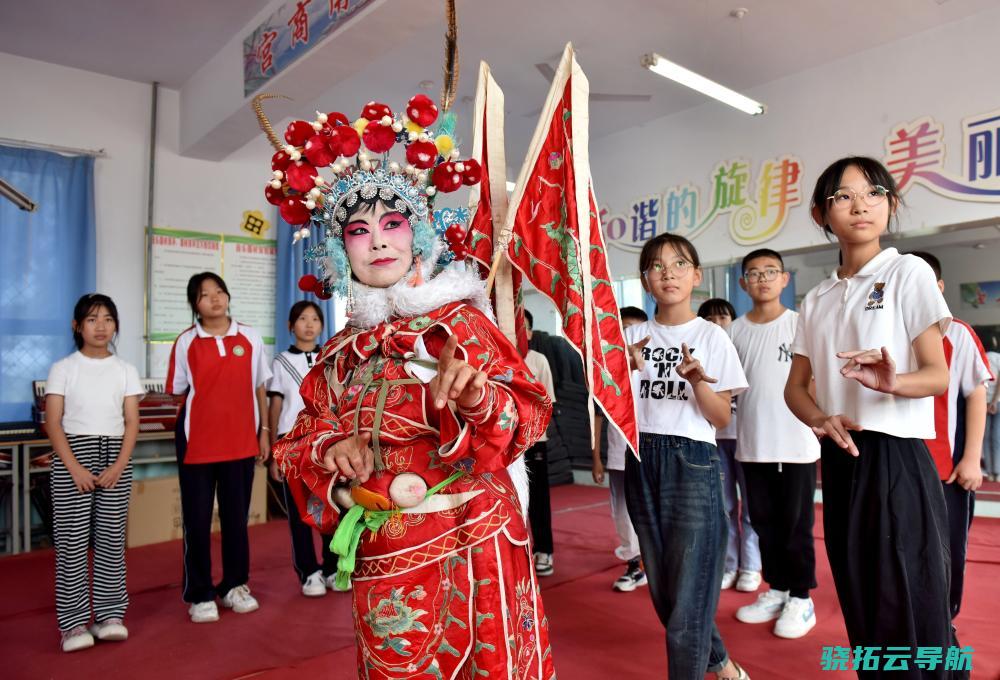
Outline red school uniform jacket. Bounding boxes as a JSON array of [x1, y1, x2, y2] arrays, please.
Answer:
[[167, 320, 271, 464]]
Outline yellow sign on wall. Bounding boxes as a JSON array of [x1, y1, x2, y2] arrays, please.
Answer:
[[240, 210, 272, 239]]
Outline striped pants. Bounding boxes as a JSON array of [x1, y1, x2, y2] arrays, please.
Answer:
[[50, 435, 132, 631]]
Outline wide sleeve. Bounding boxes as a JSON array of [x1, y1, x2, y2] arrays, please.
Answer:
[[424, 306, 553, 474], [272, 353, 349, 533]]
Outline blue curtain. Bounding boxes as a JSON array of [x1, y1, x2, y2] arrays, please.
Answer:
[[274, 215, 337, 351], [727, 263, 797, 316], [0, 146, 96, 422]]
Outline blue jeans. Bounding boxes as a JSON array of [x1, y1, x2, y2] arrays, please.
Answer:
[[717, 439, 761, 573], [625, 434, 729, 679]]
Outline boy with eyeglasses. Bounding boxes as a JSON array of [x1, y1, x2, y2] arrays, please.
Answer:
[[727, 248, 821, 639]]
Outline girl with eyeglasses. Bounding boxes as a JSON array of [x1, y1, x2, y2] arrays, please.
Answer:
[[624, 234, 751, 680], [784, 157, 962, 677]]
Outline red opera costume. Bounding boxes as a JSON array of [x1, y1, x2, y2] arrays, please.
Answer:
[[274, 300, 555, 678]]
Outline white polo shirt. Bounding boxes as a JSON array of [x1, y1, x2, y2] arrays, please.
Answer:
[[625, 317, 748, 446], [729, 310, 820, 464], [268, 346, 321, 437], [791, 248, 951, 440]]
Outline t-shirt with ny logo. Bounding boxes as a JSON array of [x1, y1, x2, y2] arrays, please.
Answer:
[[625, 317, 748, 446]]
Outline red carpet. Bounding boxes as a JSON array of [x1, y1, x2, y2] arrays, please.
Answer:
[[2, 484, 998, 679]]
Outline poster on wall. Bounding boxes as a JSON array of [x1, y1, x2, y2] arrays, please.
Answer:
[[149, 227, 277, 345], [960, 280, 1000, 309]]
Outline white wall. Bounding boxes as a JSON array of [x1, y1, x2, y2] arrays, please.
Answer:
[[0, 52, 272, 375], [590, 5, 1000, 279]]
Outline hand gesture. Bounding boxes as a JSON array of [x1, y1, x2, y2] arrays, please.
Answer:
[[627, 336, 651, 371], [946, 456, 983, 491], [95, 463, 125, 489], [676, 343, 718, 386], [816, 414, 864, 457], [430, 334, 489, 410], [323, 432, 375, 483], [837, 347, 897, 394], [69, 463, 98, 493]]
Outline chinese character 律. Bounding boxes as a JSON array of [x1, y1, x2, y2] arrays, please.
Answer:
[[630, 196, 661, 242], [757, 156, 801, 226], [820, 646, 850, 671], [288, 0, 312, 48], [257, 31, 278, 76]]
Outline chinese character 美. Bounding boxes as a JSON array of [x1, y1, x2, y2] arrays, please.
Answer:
[[288, 0, 312, 48], [256, 30, 278, 76], [820, 646, 851, 671], [882, 646, 911, 671], [914, 646, 943, 671], [630, 196, 661, 243], [852, 646, 882, 672], [944, 646, 974, 671], [884, 118, 945, 192]]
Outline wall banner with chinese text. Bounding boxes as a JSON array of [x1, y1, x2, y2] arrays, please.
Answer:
[[149, 227, 277, 344], [243, 0, 376, 97]]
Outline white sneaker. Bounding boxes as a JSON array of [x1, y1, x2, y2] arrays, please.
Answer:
[[325, 573, 352, 592], [221, 584, 259, 614], [720, 570, 737, 590], [735, 589, 789, 624], [301, 570, 327, 597], [60, 625, 94, 652], [735, 570, 762, 592], [534, 552, 554, 577], [773, 596, 816, 639], [89, 617, 128, 641], [188, 600, 219, 623]]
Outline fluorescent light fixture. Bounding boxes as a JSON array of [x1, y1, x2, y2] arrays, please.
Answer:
[[506, 181, 516, 192], [640, 52, 765, 116]]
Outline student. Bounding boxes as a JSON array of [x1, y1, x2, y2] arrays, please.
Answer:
[[697, 298, 761, 594], [45, 294, 143, 652], [267, 300, 344, 596], [625, 233, 750, 680], [910, 251, 992, 619], [167, 272, 271, 623], [727, 249, 821, 639], [784, 157, 960, 677], [591, 305, 647, 592], [985, 339, 1000, 482], [522, 310, 558, 577]]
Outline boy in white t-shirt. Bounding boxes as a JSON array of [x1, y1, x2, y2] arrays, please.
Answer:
[[591, 306, 647, 592], [987, 346, 1000, 481], [910, 252, 993, 619], [727, 249, 821, 640]]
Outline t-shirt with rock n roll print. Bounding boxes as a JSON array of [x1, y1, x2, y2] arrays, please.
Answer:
[[625, 316, 748, 446]]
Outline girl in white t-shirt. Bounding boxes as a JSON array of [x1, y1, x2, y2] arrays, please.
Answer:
[[266, 300, 343, 597], [624, 234, 750, 680], [784, 157, 958, 669], [44, 294, 144, 653]]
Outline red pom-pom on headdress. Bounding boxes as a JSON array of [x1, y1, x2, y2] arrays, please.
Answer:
[[298, 274, 318, 292], [279, 196, 311, 225], [304, 135, 335, 167], [461, 159, 482, 186], [328, 126, 360, 157], [284, 120, 313, 146], [363, 124, 396, 153], [406, 94, 439, 128], [432, 162, 463, 193], [271, 149, 293, 171], [265, 184, 286, 205], [405, 140, 438, 169], [286, 161, 318, 192], [361, 102, 392, 122]]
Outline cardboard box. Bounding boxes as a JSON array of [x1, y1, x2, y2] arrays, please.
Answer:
[[127, 464, 267, 548]]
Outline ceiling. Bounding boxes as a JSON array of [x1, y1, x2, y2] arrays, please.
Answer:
[[1, 0, 997, 156]]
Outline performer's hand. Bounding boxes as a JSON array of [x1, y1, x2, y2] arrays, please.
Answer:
[[324, 432, 374, 483], [812, 414, 863, 457], [946, 456, 983, 491], [676, 343, 718, 386], [837, 347, 897, 394], [627, 336, 651, 371], [430, 334, 489, 410], [591, 458, 605, 485]]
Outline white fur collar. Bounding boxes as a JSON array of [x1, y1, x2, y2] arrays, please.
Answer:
[[348, 263, 495, 329]]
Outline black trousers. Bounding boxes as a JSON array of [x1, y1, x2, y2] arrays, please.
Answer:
[[525, 442, 553, 555], [742, 461, 817, 596], [821, 432, 964, 679], [941, 481, 974, 619], [282, 479, 336, 583], [176, 426, 255, 604]]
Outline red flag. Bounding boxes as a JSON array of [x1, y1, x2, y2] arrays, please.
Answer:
[[501, 44, 639, 455], [468, 63, 529, 356]]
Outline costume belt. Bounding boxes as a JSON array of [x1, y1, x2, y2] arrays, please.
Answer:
[[330, 470, 466, 590]]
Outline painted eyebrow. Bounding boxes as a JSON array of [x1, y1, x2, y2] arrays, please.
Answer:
[[379, 211, 405, 225]]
